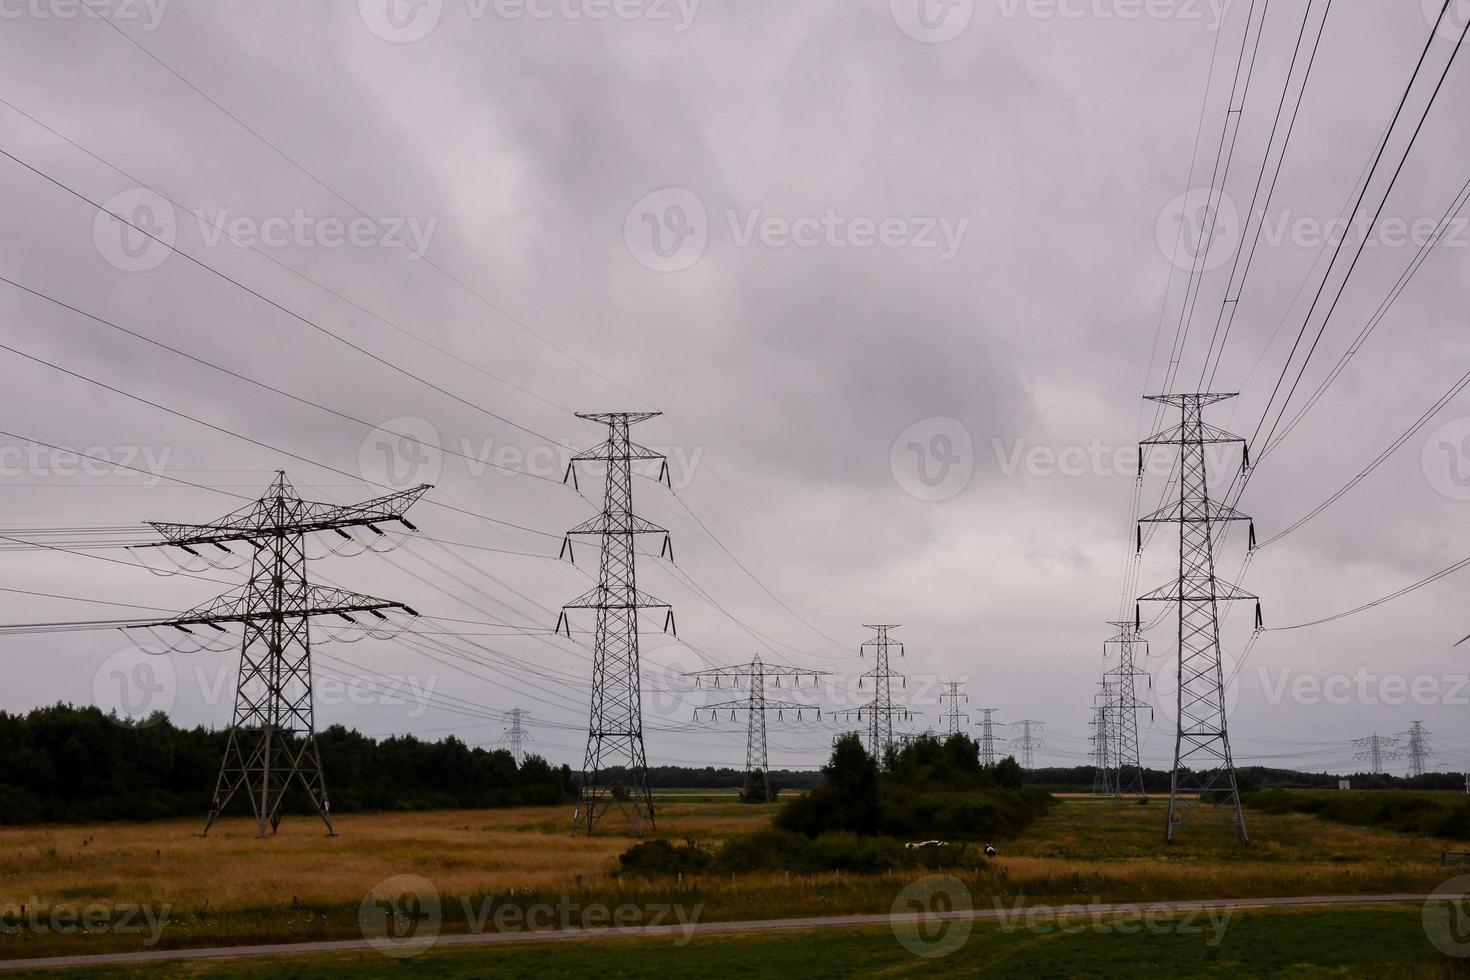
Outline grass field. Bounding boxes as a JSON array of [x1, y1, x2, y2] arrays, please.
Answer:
[[1, 791, 1467, 966], [5, 907, 1470, 978]]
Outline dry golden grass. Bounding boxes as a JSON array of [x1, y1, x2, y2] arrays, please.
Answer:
[[0, 797, 767, 913], [0, 793, 1463, 958]]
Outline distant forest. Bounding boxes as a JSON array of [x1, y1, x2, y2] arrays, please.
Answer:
[[0, 704, 574, 825], [3, 704, 1459, 827], [1021, 765, 1469, 793]]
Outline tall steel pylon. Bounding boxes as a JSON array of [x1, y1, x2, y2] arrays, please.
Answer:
[[1090, 682, 1116, 796], [940, 681, 969, 736], [557, 412, 675, 837], [1403, 722, 1432, 778], [1352, 733, 1402, 775], [975, 708, 1002, 766], [844, 625, 912, 762], [1138, 392, 1260, 844], [133, 473, 428, 837], [687, 656, 827, 802], [1009, 720, 1046, 769], [1105, 620, 1151, 800], [502, 708, 533, 765]]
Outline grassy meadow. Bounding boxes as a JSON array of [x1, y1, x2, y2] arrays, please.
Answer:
[[0, 791, 1465, 963], [5, 907, 1469, 979]]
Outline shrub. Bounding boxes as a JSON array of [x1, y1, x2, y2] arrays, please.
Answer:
[[616, 837, 714, 877], [716, 829, 975, 874]]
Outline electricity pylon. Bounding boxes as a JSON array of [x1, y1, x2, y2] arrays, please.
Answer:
[[1352, 733, 1402, 775], [842, 625, 912, 762], [687, 656, 827, 802], [975, 708, 1002, 766], [133, 472, 427, 837], [940, 681, 969, 735], [502, 708, 533, 765], [1138, 392, 1260, 844], [557, 412, 675, 837], [1403, 722, 1432, 778], [1105, 620, 1152, 800], [1009, 720, 1046, 769], [1090, 682, 1116, 796]]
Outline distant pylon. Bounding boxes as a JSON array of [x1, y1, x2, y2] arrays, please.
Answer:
[[1105, 620, 1152, 800], [687, 656, 827, 802], [1090, 682, 1116, 796], [557, 412, 677, 837], [842, 625, 913, 761], [1137, 392, 1260, 844], [975, 708, 1001, 766], [940, 681, 969, 736], [132, 472, 428, 838], [1403, 722, 1432, 778], [1351, 733, 1402, 775], [1009, 720, 1046, 769], [502, 708, 533, 765]]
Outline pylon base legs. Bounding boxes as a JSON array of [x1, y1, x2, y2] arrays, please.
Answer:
[[199, 728, 335, 838]]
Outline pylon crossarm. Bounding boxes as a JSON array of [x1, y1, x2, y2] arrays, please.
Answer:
[[129, 587, 413, 631], [565, 513, 669, 537], [1141, 421, 1245, 447], [143, 482, 431, 549], [1139, 500, 1252, 524], [562, 585, 670, 611]]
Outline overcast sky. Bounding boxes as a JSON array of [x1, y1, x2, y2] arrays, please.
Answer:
[[1, 0, 1468, 777]]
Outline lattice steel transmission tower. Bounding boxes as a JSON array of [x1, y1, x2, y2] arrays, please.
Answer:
[[940, 681, 969, 736], [557, 412, 675, 837], [1105, 620, 1152, 800], [843, 625, 912, 762], [1009, 720, 1046, 769], [1090, 682, 1116, 796], [502, 708, 533, 765], [975, 708, 1002, 766], [687, 656, 827, 802], [1403, 722, 1432, 778], [1138, 392, 1260, 844], [134, 472, 428, 837], [1352, 733, 1402, 775]]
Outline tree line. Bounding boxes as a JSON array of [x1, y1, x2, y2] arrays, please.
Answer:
[[0, 704, 574, 825]]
